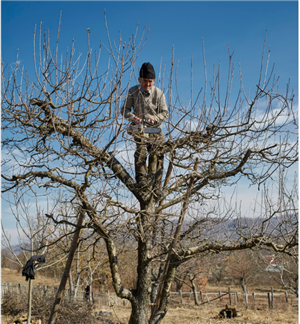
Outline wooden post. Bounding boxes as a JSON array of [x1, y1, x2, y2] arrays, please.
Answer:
[[236, 292, 239, 302], [219, 291, 222, 302], [271, 287, 274, 309], [252, 292, 255, 302], [285, 291, 288, 303], [228, 287, 232, 305], [27, 278, 33, 324], [18, 283, 22, 295], [268, 292, 271, 309], [234, 293, 237, 306]]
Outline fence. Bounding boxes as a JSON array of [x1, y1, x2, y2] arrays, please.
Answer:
[[1, 282, 130, 307], [1, 282, 296, 310], [169, 286, 296, 310]]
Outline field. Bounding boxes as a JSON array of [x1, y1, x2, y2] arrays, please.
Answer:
[[1, 268, 298, 324]]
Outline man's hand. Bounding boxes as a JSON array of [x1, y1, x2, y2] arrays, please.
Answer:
[[143, 117, 158, 127], [145, 118, 155, 125], [132, 116, 142, 125]]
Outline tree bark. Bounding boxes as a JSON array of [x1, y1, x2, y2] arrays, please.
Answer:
[[191, 279, 199, 306], [128, 200, 155, 324]]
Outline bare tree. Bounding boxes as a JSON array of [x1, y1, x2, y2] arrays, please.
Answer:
[[256, 170, 298, 297], [174, 258, 208, 306], [1, 14, 297, 324], [263, 252, 298, 297], [226, 250, 261, 294], [1, 190, 64, 324]]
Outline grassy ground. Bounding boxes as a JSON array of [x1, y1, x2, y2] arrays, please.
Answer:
[[1, 268, 60, 286], [100, 304, 298, 324], [1, 268, 298, 324]]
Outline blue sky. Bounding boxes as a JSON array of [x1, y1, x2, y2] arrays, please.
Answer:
[[2, 1, 298, 98], [1, 1, 298, 244]]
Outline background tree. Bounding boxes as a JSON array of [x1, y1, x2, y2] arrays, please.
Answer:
[[1, 190, 64, 324], [261, 252, 298, 297], [174, 258, 208, 306], [226, 250, 261, 294], [1, 16, 297, 324]]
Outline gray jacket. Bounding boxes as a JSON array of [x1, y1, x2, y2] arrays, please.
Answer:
[[121, 85, 169, 128]]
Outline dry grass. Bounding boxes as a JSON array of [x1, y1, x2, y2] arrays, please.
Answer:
[[1, 268, 298, 324], [1, 268, 60, 286], [106, 304, 298, 324]]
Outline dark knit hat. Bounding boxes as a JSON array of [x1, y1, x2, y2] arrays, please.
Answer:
[[139, 62, 156, 79]]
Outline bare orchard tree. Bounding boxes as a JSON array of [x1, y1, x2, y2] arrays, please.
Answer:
[[263, 252, 298, 297], [1, 15, 297, 324], [1, 190, 65, 324], [256, 170, 298, 297], [174, 258, 208, 306], [226, 250, 262, 294]]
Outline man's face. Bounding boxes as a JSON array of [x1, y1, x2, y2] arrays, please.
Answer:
[[139, 78, 155, 92]]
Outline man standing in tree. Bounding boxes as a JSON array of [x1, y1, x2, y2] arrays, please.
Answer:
[[121, 62, 168, 200]]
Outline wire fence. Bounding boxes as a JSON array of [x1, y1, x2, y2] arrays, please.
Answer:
[[1, 282, 297, 310], [1, 282, 130, 307], [169, 287, 297, 310]]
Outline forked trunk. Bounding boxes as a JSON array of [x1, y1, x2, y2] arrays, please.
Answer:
[[149, 263, 177, 324]]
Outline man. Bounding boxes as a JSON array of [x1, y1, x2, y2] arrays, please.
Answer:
[[121, 62, 168, 199]]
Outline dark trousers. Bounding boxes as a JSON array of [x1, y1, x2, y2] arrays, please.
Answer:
[[134, 133, 164, 192]]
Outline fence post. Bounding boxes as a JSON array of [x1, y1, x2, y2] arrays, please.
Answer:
[[285, 291, 288, 303], [18, 283, 22, 295], [268, 292, 271, 309], [219, 291, 222, 302], [271, 287, 274, 309], [234, 293, 237, 306], [228, 287, 232, 305], [252, 292, 255, 302]]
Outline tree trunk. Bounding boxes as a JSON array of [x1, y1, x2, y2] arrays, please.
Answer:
[[127, 197, 156, 324], [149, 264, 177, 324], [128, 240, 152, 324], [191, 279, 199, 306], [240, 278, 248, 294]]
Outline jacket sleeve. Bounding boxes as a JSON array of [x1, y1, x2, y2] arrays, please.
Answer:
[[120, 89, 135, 121], [156, 91, 169, 123]]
